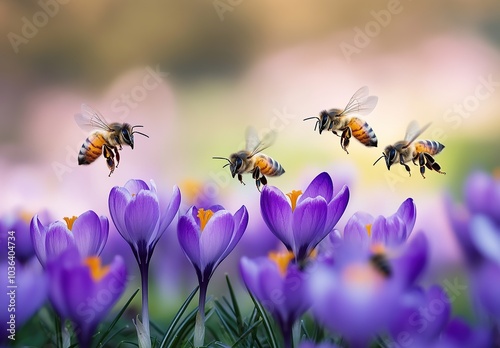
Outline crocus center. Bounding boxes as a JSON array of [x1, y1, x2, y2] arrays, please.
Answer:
[[343, 263, 384, 289], [84, 256, 110, 281], [63, 216, 78, 231], [286, 190, 303, 212], [197, 208, 214, 231], [365, 224, 372, 237], [269, 250, 294, 275]]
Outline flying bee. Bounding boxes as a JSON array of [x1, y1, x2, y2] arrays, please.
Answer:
[[373, 121, 446, 178], [74, 104, 149, 176], [303, 86, 379, 154], [213, 127, 285, 191]]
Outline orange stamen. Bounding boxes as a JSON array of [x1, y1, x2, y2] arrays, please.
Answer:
[[269, 250, 294, 275], [197, 208, 214, 231], [84, 256, 110, 281], [365, 223, 372, 237], [286, 190, 303, 212], [63, 216, 78, 231]]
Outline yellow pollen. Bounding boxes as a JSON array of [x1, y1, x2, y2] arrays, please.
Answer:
[[269, 250, 295, 275], [343, 263, 383, 287], [365, 224, 372, 237], [84, 256, 110, 281], [197, 208, 214, 231], [309, 248, 318, 259], [286, 190, 303, 212], [63, 216, 78, 231], [20, 211, 33, 224], [370, 243, 386, 255]]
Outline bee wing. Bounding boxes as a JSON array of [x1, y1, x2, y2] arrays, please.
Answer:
[[74, 104, 112, 132], [246, 127, 276, 157], [339, 86, 378, 117], [403, 121, 431, 147]]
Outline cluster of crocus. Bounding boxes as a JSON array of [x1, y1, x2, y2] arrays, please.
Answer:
[[177, 204, 248, 347], [109, 179, 181, 347], [447, 171, 500, 321], [30, 210, 127, 348]]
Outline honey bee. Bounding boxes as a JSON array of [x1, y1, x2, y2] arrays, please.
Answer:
[[75, 104, 149, 176], [373, 121, 446, 178], [213, 127, 285, 191], [303, 86, 379, 154], [370, 252, 392, 277]]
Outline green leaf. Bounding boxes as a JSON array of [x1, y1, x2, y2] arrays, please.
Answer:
[[248, 292, 278, 348], [230, 319, 262, 348], [159, 286, 199, 348], [225, 275, 243, 333]]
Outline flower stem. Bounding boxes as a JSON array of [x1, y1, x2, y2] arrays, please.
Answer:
[[139, 260, 151, 340], [194, 282, 208, 347]]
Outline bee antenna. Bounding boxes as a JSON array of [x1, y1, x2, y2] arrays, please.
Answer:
[[131, 125, 149, 138], [212, 156, 231, 168], [303, 116, 320, 132], [373, 153, 386, 166]]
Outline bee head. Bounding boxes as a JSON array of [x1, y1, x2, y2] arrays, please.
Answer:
[[123, 124, 149, 149], [212, 155, 242, 178], [373, 146, 397, 170]]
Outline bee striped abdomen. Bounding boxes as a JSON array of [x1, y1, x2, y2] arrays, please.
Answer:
[[348, 118, 378, 147], [255, 155, 285, 177], [415, 140, 445, 155], [78, 132, 107, 165]]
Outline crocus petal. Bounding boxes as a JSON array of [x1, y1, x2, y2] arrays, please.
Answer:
[[372, 216, 406, 247], [72, 211, 108, 257], [45, 223, 75, 262], [393, 233, 428, 287], [124, 179, 150, 195], [124, 190, 160, 243], [199, 211, 234, 272], [261, 185, 294, 250], [298, 172, 333, 203], [470, 215, 500, 264], [30, 215, 48, 265], [109, 186, 133, 242], [324, 185, 349, 233], [158, 186, 182, 235], [395, 198, 416, 237], [177, 215, 201, 271], [239, 257, 265, 301], [293, 197, 327, 258], [220, 206, 249, 262], [343, 212, 372, 246]]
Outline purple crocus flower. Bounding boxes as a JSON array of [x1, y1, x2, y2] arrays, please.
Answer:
[[108, 179, 181, 346], [309, 233, 428, 347], [260, 172, 349, 263], [240, 253, 311, 348], [178, 204, 248, 347], [343, 198, 416, 248], [47, 247, 127, 348], [30, 210, 108, 267]]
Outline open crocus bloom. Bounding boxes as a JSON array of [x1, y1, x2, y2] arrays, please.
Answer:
[[47, 248, 127, 348], [30, 210, 108, 267], [260, 172, 349, 263]]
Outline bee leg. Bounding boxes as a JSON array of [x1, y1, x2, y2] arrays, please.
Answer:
[[340, 127, 351, 154], [418, 153, 427, 179], [237, 174, 245, 185], [400, 155, 411, 176], [423, 153, 446, 175], [102, 145, 116, 176], [113, 147, 121, 168]]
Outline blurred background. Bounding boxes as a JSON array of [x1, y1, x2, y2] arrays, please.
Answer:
[[1, 0, 500, 320]]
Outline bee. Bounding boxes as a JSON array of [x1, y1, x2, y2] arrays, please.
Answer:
[[369, 243, 392, 277], [303, 86, 379, 154], [74, 104, 149, 176], [213, 127, 285, 191], [373, 121, 446, 178]]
